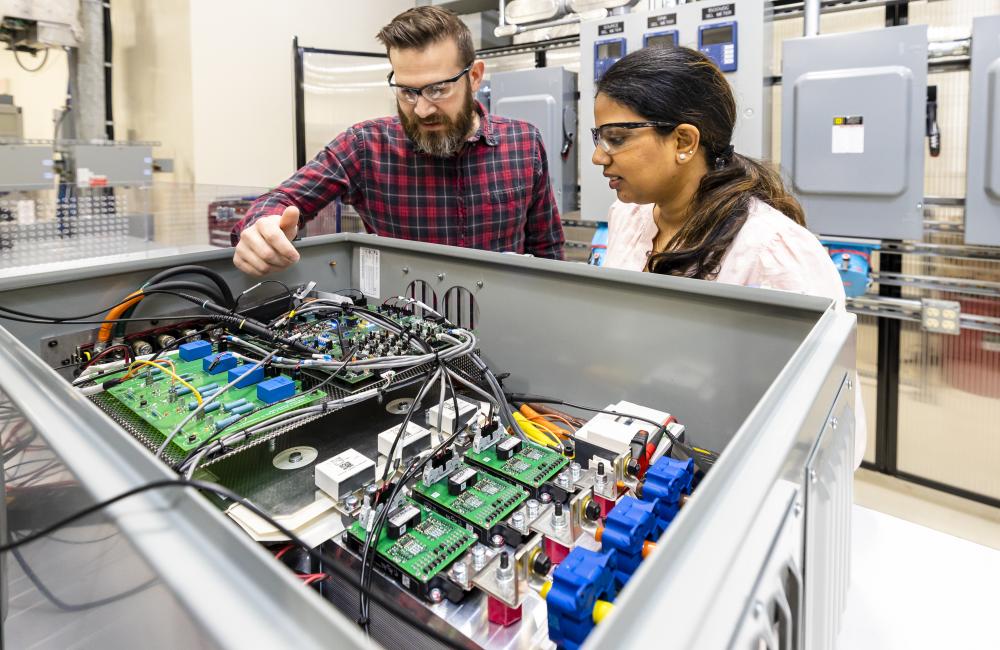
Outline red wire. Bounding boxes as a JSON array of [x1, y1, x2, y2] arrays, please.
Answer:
[[83, 344, 133, 369], [273, 543, 294, 560]]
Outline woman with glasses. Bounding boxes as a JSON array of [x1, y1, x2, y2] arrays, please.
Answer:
[[593, 46, 865, 467]]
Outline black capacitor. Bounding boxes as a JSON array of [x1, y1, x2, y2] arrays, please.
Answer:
[[386, 504, 421, 540], [496, 436, 522, 461], [448, 467, 478, 495]]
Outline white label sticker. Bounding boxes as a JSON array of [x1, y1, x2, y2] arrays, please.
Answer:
[[359, 247, 380, 298], [832, 123, 864, 154]]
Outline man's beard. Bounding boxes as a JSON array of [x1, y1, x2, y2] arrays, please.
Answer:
[[399, 85, 476, 157]]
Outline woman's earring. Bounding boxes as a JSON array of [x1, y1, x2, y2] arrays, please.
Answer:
[[679, 153, 687, 160]]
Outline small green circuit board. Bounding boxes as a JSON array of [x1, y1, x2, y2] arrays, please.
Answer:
[[464, 437, 569, 489], [346, 500, 475, 583], [102, 358, 324, 453], [411, 464, 527, 531]]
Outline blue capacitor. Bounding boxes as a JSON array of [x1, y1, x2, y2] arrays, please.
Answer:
[[179, 339, 212, 361], [196, 382, 219, 392], [203, 352, 237, 375], [230, 403, 255, 415], [176, 386, 192, 396], [189, 400, 222, 412], [223, 398, 248, 412], [215, 415, 242, 431], [228, 364, 264, 388]]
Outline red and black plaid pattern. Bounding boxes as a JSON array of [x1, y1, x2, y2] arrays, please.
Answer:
[[231, 104, 565, 259]]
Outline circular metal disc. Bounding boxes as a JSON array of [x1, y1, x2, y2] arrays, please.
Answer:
[[272, 445, 319, 470], [385, 397, 415, 415]]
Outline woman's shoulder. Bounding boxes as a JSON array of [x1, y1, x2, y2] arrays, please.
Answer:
[[734, 198, 817, 249]]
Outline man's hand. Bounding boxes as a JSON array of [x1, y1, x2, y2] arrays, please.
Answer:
[[233, 206, 301, 276]]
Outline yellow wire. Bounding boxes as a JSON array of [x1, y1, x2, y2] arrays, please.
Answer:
[[128, 360, 203, 405], [513, 412, 559, 448]]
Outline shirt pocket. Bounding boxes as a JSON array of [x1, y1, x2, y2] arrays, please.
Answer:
[[476, 183, 528, 251]]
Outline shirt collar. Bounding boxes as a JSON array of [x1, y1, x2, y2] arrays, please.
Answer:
[[467, 101, 499, 147]]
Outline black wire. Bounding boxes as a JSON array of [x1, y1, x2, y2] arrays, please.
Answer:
[[233, 279, 294, 314], [11, 546, 158, 612], [0, 478, 469, 650], [379, 366, 437, 482], [0, 288, 207, 323]]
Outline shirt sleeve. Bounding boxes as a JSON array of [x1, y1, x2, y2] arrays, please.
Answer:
[[521, 131, 565, 260], [230, 127, 365, 245], [746, 228, 847, 310]]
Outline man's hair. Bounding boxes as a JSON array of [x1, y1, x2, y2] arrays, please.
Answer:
[[376, 6, 475, 66]]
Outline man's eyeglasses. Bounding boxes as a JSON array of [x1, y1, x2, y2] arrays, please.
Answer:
[[591, 121, 678, 154], [388, 65, 472, 104]]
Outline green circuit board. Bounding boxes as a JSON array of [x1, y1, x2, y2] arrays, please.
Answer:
[[102, 357, 324, 453], [464, 437, 568, 489], [346, 500, 475, 583], [411, 464, 527, 531]]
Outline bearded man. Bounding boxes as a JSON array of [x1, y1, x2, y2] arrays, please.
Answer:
[[231, 6, 565, 276]]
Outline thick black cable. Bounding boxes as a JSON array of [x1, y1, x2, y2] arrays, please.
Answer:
[[0, 478, 469, 650], [144, 264, 236, 307]]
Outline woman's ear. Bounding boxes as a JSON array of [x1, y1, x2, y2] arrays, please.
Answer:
[[674, 124, 702, 163]]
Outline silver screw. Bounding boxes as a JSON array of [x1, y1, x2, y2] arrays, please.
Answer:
[[401, 266, 409, 274], [472, 545, 487, 571], [429, 587, 443, 603], [539, 492, 552, 504], [526, 499, 539, 518], [794, 501, 803, 517], [570, 462, 581, 481], [595, 471, 608, 491], [491, 534, 505, 547], [452, 562, 467, 583], [551, 502, 567, 529], [511, 511, 526, 531], [345, 495, 359, 509], [556, 471, 571, 490], [437, 272, 446, 281], [829, 416, 839, 430], [810, 470, 818, 484], [496, 552, 514, 583], [476, 280, 484, 288]]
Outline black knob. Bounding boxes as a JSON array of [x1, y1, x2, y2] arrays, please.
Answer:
[[584, 500, 601, 522], [626, 459, 641, 478], [532, 552, 552, 577]]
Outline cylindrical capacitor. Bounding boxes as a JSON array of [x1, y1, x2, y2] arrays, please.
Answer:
[[156, 333, 177, 350], [223, 398, 248, 412], [131, 340, 153, 356], [189, 400, 222, 412], [230, 403, 255, 415], [215, 415, 242, 431]]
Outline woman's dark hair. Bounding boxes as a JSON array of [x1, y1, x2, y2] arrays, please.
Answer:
[[596, 46, 805, 280]]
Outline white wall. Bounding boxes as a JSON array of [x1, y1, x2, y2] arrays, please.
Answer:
[[188, 0, 413, 187], [0, 48, 69, 140]]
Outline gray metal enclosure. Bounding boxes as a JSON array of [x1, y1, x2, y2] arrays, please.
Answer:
[[0, 234, 856, 649]]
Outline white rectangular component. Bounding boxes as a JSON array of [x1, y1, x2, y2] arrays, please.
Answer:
[[377, 421, 431, 463], [574, 400, 672, 455], [425, 397, 478, 434], [315, 448, 374, 501]]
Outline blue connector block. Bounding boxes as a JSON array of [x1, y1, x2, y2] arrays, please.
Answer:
[[178, 340, 212, 361], [227, 364, 263, 388], [601, 496, 657, 587], [202, 352, 237, 375], [547, 547, 617, 650], [257, 375, 295, 404], [640, 457, 694, 535]]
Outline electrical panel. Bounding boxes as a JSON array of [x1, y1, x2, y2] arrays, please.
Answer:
[[964, 15, 1000, 247], [0, 143, 54, 191], [68, 143, 154, 188], [781, 25, 928, 241], [490, 67, 578, 214], [578, 0, 770, 221]]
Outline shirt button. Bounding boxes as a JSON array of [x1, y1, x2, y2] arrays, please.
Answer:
[[645, 250, 652, 257]]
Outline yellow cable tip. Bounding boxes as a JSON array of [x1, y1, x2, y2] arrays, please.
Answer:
[[592, 600, 614, 624]]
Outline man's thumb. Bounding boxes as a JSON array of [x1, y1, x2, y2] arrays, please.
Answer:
[[279, 206, 300, 237]]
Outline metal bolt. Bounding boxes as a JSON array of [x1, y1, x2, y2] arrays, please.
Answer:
[[511, 511, 526, 531], [328, 260, 336, 268], [793, 501, 803, 517], [491, 534, 505, 547], [538, 492, 552, 504], [401, 266, 409, 274], [552, 502, 567, 529], [496, 552, 514, 582], [345, 495, 359, 509], [556, 471, 571, 490], [429, 587, 443, 603], [472, 545, 487, 571], [570, 462, 581, 481], [288, 451, 303, 464], [846, 378, 854, 391], [437, 272, 446, 281], [453, 562, 467, 582], [526, 499, 539, 518], [47, 340, 58, 348], [829, 416, 838, 430], [476, 280, 484, 288], [810, 470, 818, 484]]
